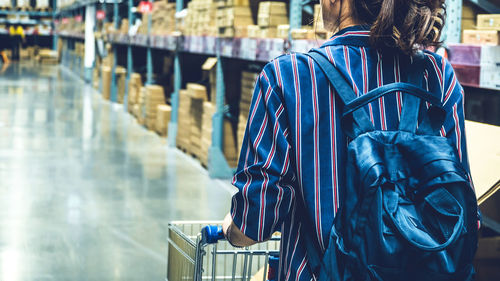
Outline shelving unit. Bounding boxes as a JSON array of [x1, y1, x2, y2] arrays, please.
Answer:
[[54, 0, 500, 178]]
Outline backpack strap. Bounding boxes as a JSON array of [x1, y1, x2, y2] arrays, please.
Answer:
[[308, 50, 375, 139], [398, 53, 425, 133]]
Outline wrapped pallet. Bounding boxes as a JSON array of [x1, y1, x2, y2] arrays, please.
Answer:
[[101, 66, 112, 100], [115, 67, 127, 104], [145, 85, 166, 130], [155, 104, 172, 136]]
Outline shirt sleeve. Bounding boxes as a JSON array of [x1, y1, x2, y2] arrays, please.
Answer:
[[230, 63, 295, 242], [441, 59, 471, 176]]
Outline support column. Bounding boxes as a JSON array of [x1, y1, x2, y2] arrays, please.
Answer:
[[208, 56, 232, 178], [84, 4, 96, 83], [146, 0, 154, 85], [167, 0, 184, 146], [442, 0, 462, 44], [124, 0, 134, 111]]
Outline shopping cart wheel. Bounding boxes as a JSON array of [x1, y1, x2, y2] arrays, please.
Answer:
[[201, 225, 224, 244]]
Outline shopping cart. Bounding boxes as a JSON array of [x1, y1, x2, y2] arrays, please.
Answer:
[[167, 221, 280, 281]]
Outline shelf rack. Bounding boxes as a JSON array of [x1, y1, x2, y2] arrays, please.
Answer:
[[55, 0, 499, 178]]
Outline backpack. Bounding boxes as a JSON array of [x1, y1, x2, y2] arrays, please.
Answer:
[[304, 50, 479, 281]]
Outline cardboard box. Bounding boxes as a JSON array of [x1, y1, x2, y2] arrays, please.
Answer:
[[291, 28, 309, 40], [115, 67, 127, 104], [258, 15, 289, 27], [258, 1, 287, 16], [247, 25, 260, 38], [101, 66, 112, 100], [477, 14, 500, 30], [463, 29, 500, 45], [155, 104, 172, 136]]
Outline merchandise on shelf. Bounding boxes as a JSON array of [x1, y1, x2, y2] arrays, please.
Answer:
[[116, 67, 127, 104], [462, 2, 480, 30], [155, 104, 172, 136], [257, 1, 288, 38], [477, 14, 500, 30], [16, 0, 31, 10], [276, 24, 289, 39], [36, 0, 50, 10], [215, 0, 253, 37], [152, 1, 176, 35], [101, 66, 112, 100], [145, 85, 166, 130], [120, 19, 129, 34], [184, 0, 217, 36], [0, 0, 11, 8], [463, 29, 500, 45]]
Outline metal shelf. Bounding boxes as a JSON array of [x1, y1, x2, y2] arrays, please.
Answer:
[[0, 10, 54, 17], [467, 0, 500, 13], [55, 0, 99, 15]]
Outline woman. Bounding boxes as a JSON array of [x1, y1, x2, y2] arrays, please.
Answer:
[[223, 0, 470, 279]]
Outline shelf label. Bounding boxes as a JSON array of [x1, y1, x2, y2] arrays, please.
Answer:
[[96, 10, 106, 20], [138, 1, 153, 14], [62, 18, 69, 24], [75, 15, 82, 23]]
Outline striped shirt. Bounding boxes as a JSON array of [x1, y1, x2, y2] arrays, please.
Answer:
[[230, 25, 470, 280]]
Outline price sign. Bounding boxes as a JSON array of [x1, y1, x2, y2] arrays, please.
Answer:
[[62, 18, 69, 24], [54, 19, 59, 25], [138, 1, 153, 14], [96, 10, 106, 20], [75, 15, 82, 22]]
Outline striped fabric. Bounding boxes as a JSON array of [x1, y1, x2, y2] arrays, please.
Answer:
[[230, 25, 470, 280]]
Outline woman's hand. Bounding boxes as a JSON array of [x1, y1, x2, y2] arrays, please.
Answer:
[[222, 213, 257, 247]]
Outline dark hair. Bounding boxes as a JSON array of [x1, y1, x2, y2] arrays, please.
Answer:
[[352, 0, 446, 54]]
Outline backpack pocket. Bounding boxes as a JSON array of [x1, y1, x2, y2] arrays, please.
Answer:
[[382, 187, 465, 252]]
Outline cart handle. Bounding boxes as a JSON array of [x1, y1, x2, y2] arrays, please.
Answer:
[[201, 225, 224, 244]]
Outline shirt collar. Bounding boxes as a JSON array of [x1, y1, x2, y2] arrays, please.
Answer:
[[321, 25, 371, 47]]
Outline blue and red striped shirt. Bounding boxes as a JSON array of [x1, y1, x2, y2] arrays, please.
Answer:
[[230, 25, 470, 280]]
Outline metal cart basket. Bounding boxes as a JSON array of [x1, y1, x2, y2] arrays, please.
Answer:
[[167, 221, 280, 281]]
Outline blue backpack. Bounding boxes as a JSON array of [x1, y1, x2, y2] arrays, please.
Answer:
[[305, 50, 479, 281]]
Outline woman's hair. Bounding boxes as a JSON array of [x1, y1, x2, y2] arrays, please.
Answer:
[[352, 0, 446, 54]]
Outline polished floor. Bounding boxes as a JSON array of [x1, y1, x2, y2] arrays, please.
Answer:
[[0, 62, 233, 280]]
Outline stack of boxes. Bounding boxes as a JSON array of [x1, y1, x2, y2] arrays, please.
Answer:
[[258, 1, 288, 38], [128, 73, 142, 114], [188, 84, 208, 158], [145, 85, 166, 130], [16, 0, 31, 10], [136, 87, 147, 125], [462, 2, 500, 46], [200, 102, 215, 166], [223, 120, 238, 167], [35, 0, 50, 10], [37, 49, 59, 64], [184, 0, 217, 36], [215, 0, 253, 37], [101, 66, 112, 100], [152, 1, 176, 35], [115, 67, 127, 104], [176, 89, 192, 150], [237, 71, 258, 155], [155, 104, 172, 136]]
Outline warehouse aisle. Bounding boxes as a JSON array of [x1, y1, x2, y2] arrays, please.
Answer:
[[0, 62, 233, 281]]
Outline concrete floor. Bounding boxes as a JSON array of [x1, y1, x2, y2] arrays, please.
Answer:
[[0, 62, 233, 280]]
